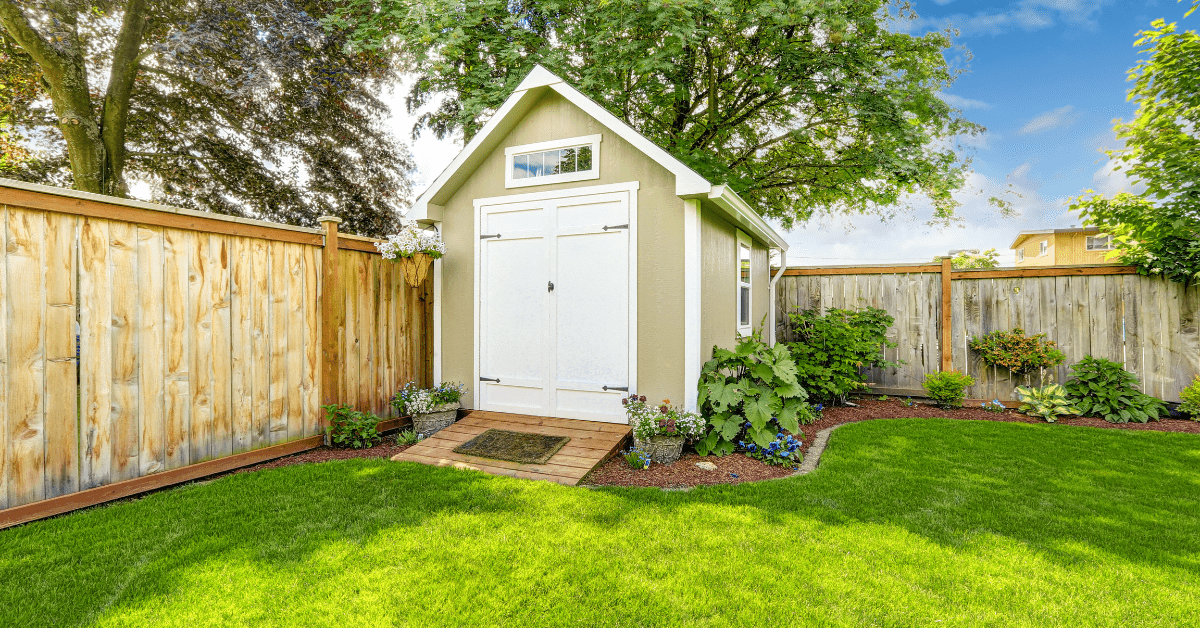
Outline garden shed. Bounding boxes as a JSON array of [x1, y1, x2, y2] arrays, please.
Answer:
[[407, 66, 789, 423]]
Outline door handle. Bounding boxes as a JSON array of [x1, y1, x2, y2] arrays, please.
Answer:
[[602, 385, 628, 392], [480, 377, 500, 383], [548, 281, 554, 292]]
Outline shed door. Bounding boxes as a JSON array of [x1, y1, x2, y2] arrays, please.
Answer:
[[478, 191, 631, 422]]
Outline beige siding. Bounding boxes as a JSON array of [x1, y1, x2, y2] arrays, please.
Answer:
[[699, 206, 773, 361], [437, 91, 686, 406]]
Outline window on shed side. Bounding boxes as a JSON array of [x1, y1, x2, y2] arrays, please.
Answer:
[[512, 145, 593, 180], [737, 232, 752, 331], [1017, 248, 1025, 262], [1086, 235, 1113, 251], [1039, 240, 1048, 256]]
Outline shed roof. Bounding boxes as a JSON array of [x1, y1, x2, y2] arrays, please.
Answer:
[[407, 65, 788, 251], [1009, 227, 1100, 249]]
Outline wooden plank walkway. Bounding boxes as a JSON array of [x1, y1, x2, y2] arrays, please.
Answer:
[[391, 411, 630, 485]]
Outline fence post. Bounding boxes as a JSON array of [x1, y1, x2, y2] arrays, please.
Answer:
[[318, 216, 342, 440], [940, 256, 953, 372]]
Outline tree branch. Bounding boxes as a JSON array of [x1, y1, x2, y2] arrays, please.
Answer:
[[100, 0, 149, 195]]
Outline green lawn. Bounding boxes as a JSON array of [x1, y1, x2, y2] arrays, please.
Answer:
[[2, 419, 1199, 627]]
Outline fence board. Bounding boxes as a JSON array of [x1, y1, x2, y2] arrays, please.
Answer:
[[286, 244, 305, 438], [303, 246, 320, 434], [230, 236, 253, 454], [250, 239, 271, 448], [80, 217, 113, 489], [44, 212, 78, 498], [268, 242, 289, 444], [209, 236, 233, 459], [163, 229, 191, 469], [188, 232, 212, 463], [6, 208, 45, 506], [0, 207, 6, 509], [136, 226, 166, 476], [110, 221, 139, 482]]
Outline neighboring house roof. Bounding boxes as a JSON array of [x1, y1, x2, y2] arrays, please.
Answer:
[[407, 65, 789, 251], [1009, 227, 1100, 250]]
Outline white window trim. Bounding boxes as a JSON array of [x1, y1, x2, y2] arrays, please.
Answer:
[[504, 134, 602, 189], [1016, 248, 1025, 262], [736, 229, 753, 337], [1039, 240, 1049, 256], [1086, 235, 1113, 251]]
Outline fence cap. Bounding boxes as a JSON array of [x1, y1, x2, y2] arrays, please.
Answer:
[[317, 215, 343, 224]]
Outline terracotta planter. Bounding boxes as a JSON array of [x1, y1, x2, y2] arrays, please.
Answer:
[[411, 402, 459, 437], [633, 434, 685, 465], [397, 252, 434, 287]]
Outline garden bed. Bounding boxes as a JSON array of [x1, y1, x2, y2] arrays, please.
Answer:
[[226, 439, 415, 476], [582, 397, 1200, 489]]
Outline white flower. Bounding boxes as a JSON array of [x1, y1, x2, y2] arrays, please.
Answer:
[[376, 225, 446, 260]]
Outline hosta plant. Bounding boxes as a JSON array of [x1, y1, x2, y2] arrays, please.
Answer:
[[1178, 376, 1200, 420], [696, 334, 816, 456], [1014, 384, 1080, 423], [1064, 356, 1166, 423]]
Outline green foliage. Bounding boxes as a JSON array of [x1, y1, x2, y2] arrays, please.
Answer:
[[621, 447, 651, 470], [1178, 376, 1200, 420], [696, 334, 815, 456], [981, 400, 1007, 414], [786, 307, 901, 405], [396, 429, 422, 446], [922, 371, 974, 409], [935, 249, 1000, 269], [1015, 384, 1081, 423], [968, 328, 1066, 376], [322, 404, 383, 449], [1070, 4, 1200, 283], [1064, 356, 1167, 423], [328, 0, 985, 227]]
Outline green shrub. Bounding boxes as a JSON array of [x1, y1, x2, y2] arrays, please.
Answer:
[[922, 371, 974, 409], [1064, 356, 1166, 423], [785, 307, 901, 405], [396, 429, 422, 445], [696, 334, 816, 456], [1015, 384, 1081, 423], [1179, 376, 1200, 420], [968, 328, 1066, 377], [322, 404, 383, 449]]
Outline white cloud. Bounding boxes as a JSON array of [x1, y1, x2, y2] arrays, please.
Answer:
[[384, 79, 463, 208], [940, 93, 992, 110], [1018, 105, 1077, 135], [1087, 159, 1146, 196], [903, 0, 1111, 36]]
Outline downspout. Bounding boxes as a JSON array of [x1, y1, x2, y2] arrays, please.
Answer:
[[767, 248, 787, 347]]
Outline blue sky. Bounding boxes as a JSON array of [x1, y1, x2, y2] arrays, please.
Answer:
[[392, 0, 1195, 266]]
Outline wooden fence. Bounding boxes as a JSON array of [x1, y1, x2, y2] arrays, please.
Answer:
[[775, 261, 1198, 404], [0, 179, 430, 527]]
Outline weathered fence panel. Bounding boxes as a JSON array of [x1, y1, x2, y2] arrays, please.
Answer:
[[0, 180, 431, 524], [776, 265, 1200, 404]]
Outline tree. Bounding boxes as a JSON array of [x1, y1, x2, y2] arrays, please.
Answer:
[[935, 248, 999, 269], [328, 0, 983, 228], [0, 0, 412, 235], [1071, 0, 1200, 283]]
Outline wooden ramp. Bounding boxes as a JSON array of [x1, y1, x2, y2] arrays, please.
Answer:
[[391, 411, 630, 485]]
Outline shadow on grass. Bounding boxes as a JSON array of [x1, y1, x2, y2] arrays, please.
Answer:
[[1, 419, 1197, 626]]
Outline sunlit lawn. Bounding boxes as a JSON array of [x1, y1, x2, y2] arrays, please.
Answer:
[[2, 418, 1198, 627]]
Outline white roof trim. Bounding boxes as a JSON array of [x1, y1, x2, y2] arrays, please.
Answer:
[[407, 65, 789, 251]]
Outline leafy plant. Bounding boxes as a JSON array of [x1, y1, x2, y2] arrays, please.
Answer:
[[981, 400, 1007, 413], [786, 307, 901, 405], [1015, 384, 1081, 423], [935, 248, 1000, 269], [623, 396, 706, 441], [878, 395, 890, 401], [322, 404, 383, 449], [1178, 376, 1200, 420], [621, 447, 651, 470], [396, 429, 422, 445], [1064, 356, 1167, 423], [696, 334, 816, 457], [741, 432, 803, 467], [922, 371, 975, 409], [968, 328, 1066, 377], [901, 397, 917, 408]]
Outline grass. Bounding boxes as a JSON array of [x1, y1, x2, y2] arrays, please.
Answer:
[[2, 418, 1199, 627]]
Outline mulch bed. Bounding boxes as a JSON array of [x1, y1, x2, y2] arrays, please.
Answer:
[[581, 397, 1200, 489], [225, 438, 415, 477]]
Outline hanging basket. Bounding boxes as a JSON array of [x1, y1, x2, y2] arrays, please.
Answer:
[[397, 252, 434, 286]]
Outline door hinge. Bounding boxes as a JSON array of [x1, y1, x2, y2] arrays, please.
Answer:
[[548, 281, 554, 292], [602, 224, 629, 231], [602, 385, 629, 392], [480, 233, 501, 239], [479, 376, 500, 383]]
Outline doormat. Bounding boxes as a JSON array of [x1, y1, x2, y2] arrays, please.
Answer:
[[452, 429, 571, 465]]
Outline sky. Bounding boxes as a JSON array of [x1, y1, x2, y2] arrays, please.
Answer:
[[387, 0, 1196, 267]]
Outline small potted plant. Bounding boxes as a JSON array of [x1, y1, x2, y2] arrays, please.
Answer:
[[623, 395, 705, 464], [392, 381, 468, 437], [376, 222, 446, 287]]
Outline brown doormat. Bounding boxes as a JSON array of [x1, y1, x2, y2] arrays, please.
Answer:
[[452, 429, 571, 465]]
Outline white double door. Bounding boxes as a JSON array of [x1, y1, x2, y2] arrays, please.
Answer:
[[477, 189, 633, 423]]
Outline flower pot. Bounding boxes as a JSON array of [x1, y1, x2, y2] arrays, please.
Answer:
[[397, 252, 433, 287], [633, 434, 685, 465], [411, 402, 459, 437]]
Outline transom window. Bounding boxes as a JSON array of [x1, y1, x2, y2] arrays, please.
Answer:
[[737, 231, 752, 334], [1086, 235, 1113, 251], [505, 134, 602, 189]]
